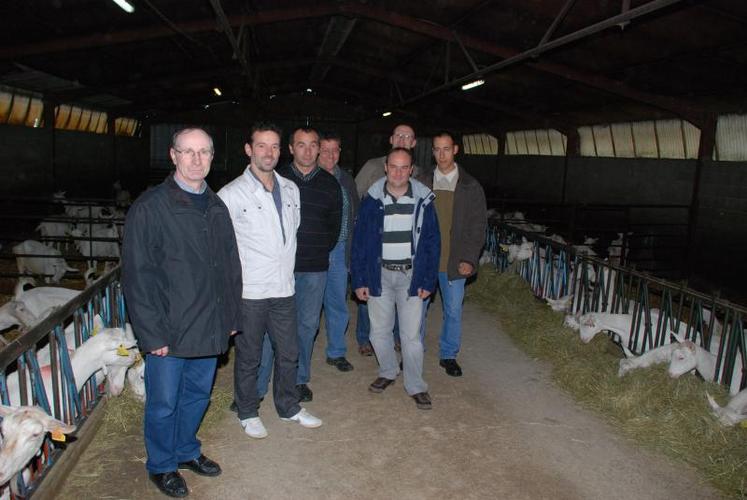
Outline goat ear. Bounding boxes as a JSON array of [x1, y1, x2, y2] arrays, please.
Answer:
[[0, 405, 16, 417], [621, 343, 635, 359], [42, 416, 76, 434], [673, 332, 686, 343]]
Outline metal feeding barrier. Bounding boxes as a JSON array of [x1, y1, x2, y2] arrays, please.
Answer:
[[0, 268, 126, 498], [486, 221, 746, 393]]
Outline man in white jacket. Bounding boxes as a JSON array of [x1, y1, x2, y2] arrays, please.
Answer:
[[218, 122, 322, 440]]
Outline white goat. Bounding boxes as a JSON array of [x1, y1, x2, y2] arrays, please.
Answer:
[[70, 225, 120, 271], [706, 389, 747, 426], [0, 405, 76, 486], [14, 286, 79, 319], [545, 294, 573, 312], [13, 240, 77, 284], [668, 340, 744, 396], [618, 342, 678, 377], [5, 327, 138, 406], [0, 302, 37, 334], [501, 237, 533, 264], [578, 310, 668, 353], [126, 360, 146, 402], [35, 221, 72, 251]]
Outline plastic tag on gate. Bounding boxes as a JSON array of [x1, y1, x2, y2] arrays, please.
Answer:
[[51, 430, 66, 442], [117, 344, 130, 357]]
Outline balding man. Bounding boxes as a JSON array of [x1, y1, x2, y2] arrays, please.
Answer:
[[123, 127, 242, 497]]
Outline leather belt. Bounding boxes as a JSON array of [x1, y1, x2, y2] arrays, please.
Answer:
[[382, 263, 412, 271]]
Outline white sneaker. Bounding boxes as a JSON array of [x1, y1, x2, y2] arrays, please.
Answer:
[[280, 408, 322, 428], [240, 417, 268, 438]]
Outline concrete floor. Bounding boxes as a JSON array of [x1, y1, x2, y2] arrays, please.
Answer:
[[57, 300, 721, 499]]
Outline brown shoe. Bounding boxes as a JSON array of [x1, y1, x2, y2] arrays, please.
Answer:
[[369, 377, 395, 393], [358, 344, 374, 356], [412, 392, 432, 410]]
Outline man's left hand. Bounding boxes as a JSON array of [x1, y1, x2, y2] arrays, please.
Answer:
[[458, 262, 474, 276], [417, 288, 431, 299]]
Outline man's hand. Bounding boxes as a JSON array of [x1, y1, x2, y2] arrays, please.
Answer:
[[151, 345, 169, 357], [417, 288, 431, 299], [458, 261, 474, 276], [355, 287, 370, 301]]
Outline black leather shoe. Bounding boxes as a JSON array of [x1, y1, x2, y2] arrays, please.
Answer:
[[149, 471, 188, 497], [297, 384, 313, 402], [178, 454, 222, 477], [439, 358, 463, 377], [326, 357, 354, 372], [412, 392, 432, 410], [368, 377, 395, 393]]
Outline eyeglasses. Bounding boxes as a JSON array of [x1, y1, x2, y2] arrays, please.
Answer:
[[174, 148, 213, 159], [393, 133, 414, 140], [320, 148, 341, 155]]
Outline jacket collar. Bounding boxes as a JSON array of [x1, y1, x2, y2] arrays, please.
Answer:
[[164, 173, 219, 210], [367, 176, 435, 205]]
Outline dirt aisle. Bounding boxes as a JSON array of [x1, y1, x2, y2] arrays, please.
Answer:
[[58, 301, 721, 499]]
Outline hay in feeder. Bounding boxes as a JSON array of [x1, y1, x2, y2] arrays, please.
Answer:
[[468, 266, 747, 498]]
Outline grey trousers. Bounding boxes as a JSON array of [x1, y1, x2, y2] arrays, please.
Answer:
[[368, 268, 428, 395], [234, 296, 301, 420]]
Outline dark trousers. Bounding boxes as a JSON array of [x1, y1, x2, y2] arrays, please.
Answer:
[[144, 354, 217, 474], [234, 296, 301, 420]]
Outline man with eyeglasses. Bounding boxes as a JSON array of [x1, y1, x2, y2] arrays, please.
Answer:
[[122, 127, 242, 498], [317, 131, 359, 372], [353, 124, 420, 356], [276, 127, 342, 403], [418, 131, 487, 377], [351, 147, 439, 410]]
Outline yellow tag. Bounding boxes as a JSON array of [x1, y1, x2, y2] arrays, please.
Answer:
[[740, 420, 747, 429], [92, 324, 101, 336], [116, 345, 130, 357], [51, 430, 66, 442], [499, 244, 509, 252]]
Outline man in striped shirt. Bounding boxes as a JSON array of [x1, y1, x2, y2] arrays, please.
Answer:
[[351, 148, 440, 410]]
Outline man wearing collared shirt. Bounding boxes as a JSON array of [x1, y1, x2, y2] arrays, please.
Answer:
[[218, 122, 322, 441], [276, 127, 342, 403], [318, 131, 359, 372], [353, 124, 419, 356], [351, 148, 439, 410], [418, 131, 487, 377], [122, 128, 242, 497]]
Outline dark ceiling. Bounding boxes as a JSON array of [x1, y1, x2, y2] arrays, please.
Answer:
[[1, 0, 746, 133]]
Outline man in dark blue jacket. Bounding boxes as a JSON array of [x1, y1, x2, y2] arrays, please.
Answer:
[[351, 148, 440, 410], [122, 127, 242, 498]]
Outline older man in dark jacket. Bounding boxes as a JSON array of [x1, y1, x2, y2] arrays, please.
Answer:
[[122, 127, 242, 498]]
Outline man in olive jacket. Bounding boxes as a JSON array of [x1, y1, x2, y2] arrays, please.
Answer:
[[418, 131, 487, 378], [122, 128, 242, 498]]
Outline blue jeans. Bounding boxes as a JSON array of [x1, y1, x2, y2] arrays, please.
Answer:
[[143, 354, 217, 474], [294, 271, 327, 384], [421, 272, 466, 359], [368, 269, 427, 395], [323, 242, 349, 358], [356, 301, 401, 347]]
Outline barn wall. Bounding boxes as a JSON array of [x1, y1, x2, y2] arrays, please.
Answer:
[[0, 124, 147, 197], [691, 160, 747, 296]]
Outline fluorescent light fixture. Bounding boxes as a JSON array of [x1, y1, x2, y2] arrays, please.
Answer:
[[111, 0, 135, 13], [461, 79, 485, 91], [306, 88, 313, 93], [269, 94, 277, 99], [213, 87, 222, 96], [382, 111, 392, 117]]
